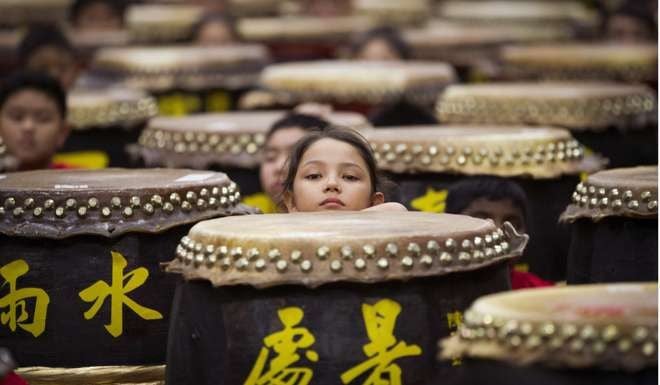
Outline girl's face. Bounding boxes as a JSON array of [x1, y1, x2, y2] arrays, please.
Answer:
[[285, 138, 383, 212], [259, 126, 308, 201], [460, 198, 526, 233]]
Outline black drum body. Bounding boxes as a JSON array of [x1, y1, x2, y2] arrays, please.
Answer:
[[62, 124, 145, 168], [427, 359, 658, 385], [0, 225, 189, 367], [566, 217, 658, 284], [390, 172, 577, 281], [573, 126, 658, 169], [166, 263, 511, 385]]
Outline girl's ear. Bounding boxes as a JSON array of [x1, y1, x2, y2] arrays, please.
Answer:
[[283, 190, 297, 213], [370, 192, 385, 206]]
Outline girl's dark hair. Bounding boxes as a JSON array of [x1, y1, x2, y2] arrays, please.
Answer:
[[17, 24, 76, 66], [266, 112, 331, 141], [444, 176, 530, 230], [350, 25, 412, 60], [0, 71, 67, 118], [282, 126, 383, 195]]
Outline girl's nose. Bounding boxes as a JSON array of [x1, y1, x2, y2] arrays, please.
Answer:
[[324, 175, 340, 192]]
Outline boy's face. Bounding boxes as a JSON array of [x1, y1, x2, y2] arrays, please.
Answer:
[[0, 89, 69, 170], [259, 126, 308, 201], [460, 198, 526, 233], [357, 38, 402, 61], [74, 1, 122, 31], [27, 46, 79, 90]]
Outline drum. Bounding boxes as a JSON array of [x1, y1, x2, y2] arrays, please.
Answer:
[[126, 4, 204, 44], [365, 126, 599, 281], [257, 60, 456, 125], [0, 0, 70, 28], [89, 44, 270, 116], [560, 166, 658, 284], [64, 87, 158, 167], [437, 82, 658, 168], [438, 282, 657, 385], [500, 43, 658, 84], [437, 1, 597, 31], [403, 21, 573, 82], [351, 0, 431, 26], [238, 16, 373, 62], [165, 211, 528, 385], [132, 110, 371, 197], [0, 169, 253, 370]]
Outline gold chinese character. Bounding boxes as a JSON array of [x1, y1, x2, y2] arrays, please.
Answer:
[[341, 299, 422, 385], [411, 188, 448, 213], [79, 251, 162, 337], [446, 311, 463, 366], [244, 307, 319, 385], [0, 259, 49, 337]]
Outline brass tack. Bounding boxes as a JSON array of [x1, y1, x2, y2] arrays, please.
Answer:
[[407, 243, 421, 256], [130, 196, 141, 208], [169, 193, 181, 205], [181, 201, 192, 211], [316, 246, 330, 260], [484, 234, 493, 244], [12, 207, 23, 217], [427, 240, 439, 253], [612, 199, 623, 209], [211, 187, 220, 196], [386, 243, 398, 257], [247, 248, 260, 260], [633, 326, 649, 342], [458, 251, 471, 264], [218, 246, 228, 257], [562, 324, 577, 338], [354, 258, 366, 270], [200, 188, 210, 198], [472, 250, 484, 261], [610, 189, 620, 197], [457, 155, 467, 166], [648, 201, 657, 211], [186, 191, 197, 202], [330, 260, 343, 272], [77, 206, 87, 217], [194, 243, 203, 253], [592, 341, 606, 355], [111, 196, 122, 208], [23, 198, 34, 209], [144, 203, 154, 215], [163, 202, 174, 213], [300, 260, 312, 272], [509, 335, 522, 348], [276, 260, 288, 272], [88, 197, 99, 209], [445, 238, 456, 250], [55, 207, 65, 218], [641, 191, 652, 202], [291, 250, 302, 263], [33, 207, 43, 217], [602, 325, 618, 342], [401, 256, 414, 269], [618, 339, 632, 352], [44, 199, 54, 210], [597, 188, 606, 197], [208, 197, 218, 207], [363, 244, 376, 258], [589, 197, 598, 207], [642, 342, 656, 356], [101, 207, 111, 217], [461, 239, 472, 250], [196, 199, 206, 209], [255, 259, 266, 271], [151, 195, 163, 207], [205, 245, 215, 255], [230, 247, 243, 259], [341, 245, 353, 260], [377, 257, 389, 269], [588, 186, 596, 194], [66, 198, 77, 209], [627, 200, 639, 209], [220, 257, 231, 270], [526, 335, 542, 349], [599, 198, 609, 208], [541, 322, 556, 336], [580, 325, 596, 340], [268, 249, 281, 261], [194, 253, 204, 267], [220, 196, 229, 207], [570, 339, 584, 352], [439, 252, 452, 265], [235, 258, 249, 270], [420, 254, 433, 267], [622, 190, 633, 201], [3, 197, 15, 208]]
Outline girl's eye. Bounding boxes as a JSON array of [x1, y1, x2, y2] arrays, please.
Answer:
[[304, 173, 321, 180], [343, 174, 359, 181]]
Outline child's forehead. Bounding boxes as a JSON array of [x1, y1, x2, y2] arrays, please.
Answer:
[[6, 88, 57, 105]]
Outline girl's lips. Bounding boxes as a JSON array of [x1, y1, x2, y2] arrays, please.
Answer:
[[320, 198, 345, 207]]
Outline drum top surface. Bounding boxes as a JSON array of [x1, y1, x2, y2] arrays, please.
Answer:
[[588, 166, 658, 192], [502, 43, 658, 64], [438, 0, 593, 21], [0, 168, 230, 192], [169, 212, 528, 288], [367, 125, 571, 142], [238, 15, 374, 41], [442, 82, 652, 100]]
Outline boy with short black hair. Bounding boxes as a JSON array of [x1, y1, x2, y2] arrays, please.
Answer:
[[0, 71, 70, 171], [445, 176, 553, 289], [69, 0, 125, 31]]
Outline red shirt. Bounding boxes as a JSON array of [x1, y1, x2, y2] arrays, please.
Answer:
[[510, 269, 554, 290], [2, 372, 28, 385]]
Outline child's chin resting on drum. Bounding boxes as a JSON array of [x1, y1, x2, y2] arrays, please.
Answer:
[[281, 127, 406, 213]]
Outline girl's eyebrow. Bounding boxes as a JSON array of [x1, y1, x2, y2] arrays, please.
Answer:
[[303, 160, 363, 169]]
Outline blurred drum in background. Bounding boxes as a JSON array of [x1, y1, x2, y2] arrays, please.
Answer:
[[238, 15, 373, 61], [351, 0, 431, 26], [165, 211, 527, 385], [64, 87, 158, 167], [0, 0, 71, 28], [126, 3, 204, 44], [252, 60, 456, 126], [365, 126, 600, 281], [437, 82, 658, 168], [131, 110, 370, 197], [0, 169, 253, 378], [439, 282, 657, 385], [88, 44, 270, 116], [560, 166, 658, 284], [499, 43, 658, 85]]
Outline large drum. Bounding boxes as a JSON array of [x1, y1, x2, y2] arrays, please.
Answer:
[[439, 283, 657, 385], [436, 1, 597, 32], [89, 44, 270, 116], [255, 60, 456, 126], [560, 166, 658, 284], [499, 43, 658, 85], [238, 16, 373, 61], [365, 126, 598, 281], [64, 87, 158, 167], [351, 0, 430, 26], [126, 4, 203, 44], [0, 0, 70, 28], [437, 82, 658, 168], [0, 169, 253, 372], [165, 211, 527, 385], [403, 21, 573, 82], [131, 110, 370, 197]]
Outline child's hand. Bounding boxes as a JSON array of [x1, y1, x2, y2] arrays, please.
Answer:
[[362, 202, 408, 212]]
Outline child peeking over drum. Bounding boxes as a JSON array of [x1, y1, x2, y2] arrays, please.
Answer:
[[0, 71, 71, 171], [444, 176, 553, 290], [282, 127, 406, 212]]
